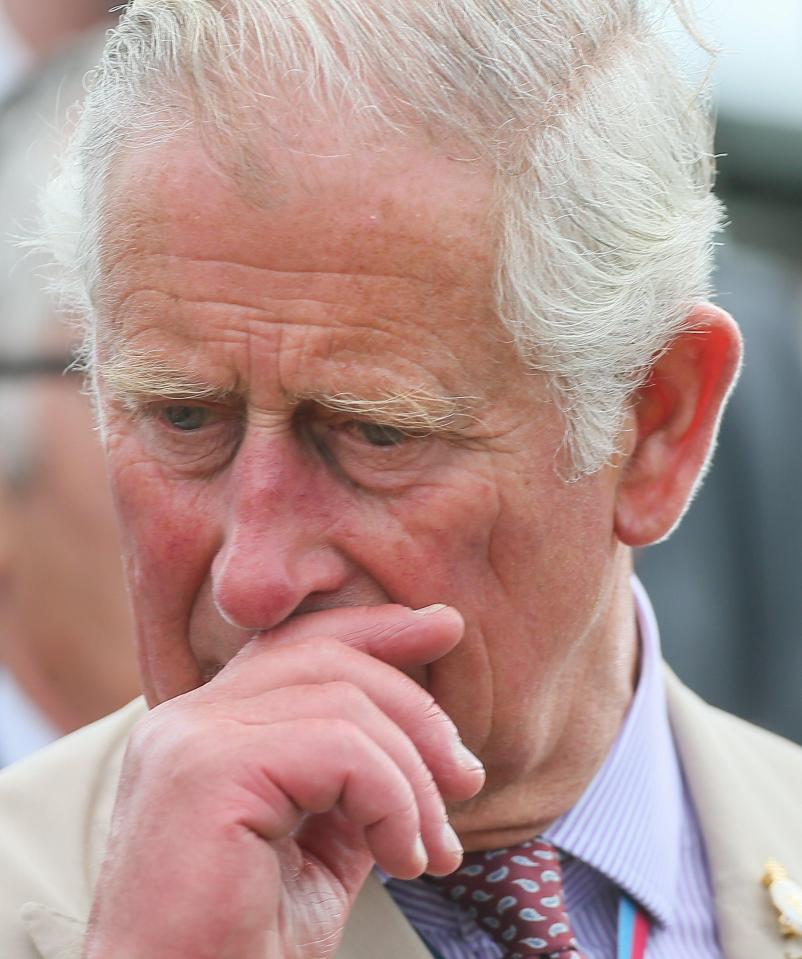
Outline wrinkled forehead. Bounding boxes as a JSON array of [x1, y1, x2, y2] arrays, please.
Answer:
[[97, 124, 496, 293], [90, 128, 523, 408]]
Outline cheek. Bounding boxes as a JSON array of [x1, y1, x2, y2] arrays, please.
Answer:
[[334, 470, 504, 609], [356, 461, 619, 753], [460, 472, 619, 743], [489, 473, 616, 630], [107, 432, 223, 701]]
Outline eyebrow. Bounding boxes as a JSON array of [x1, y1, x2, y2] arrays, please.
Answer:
[[297, 389, 477, 434], [100, 349, 236, 405], [99, 348, 478, 434]]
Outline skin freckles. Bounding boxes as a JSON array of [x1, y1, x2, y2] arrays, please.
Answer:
[[95, 131, 636, 850]]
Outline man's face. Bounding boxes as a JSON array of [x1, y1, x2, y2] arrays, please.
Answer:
[[97, 134, 628, 824]]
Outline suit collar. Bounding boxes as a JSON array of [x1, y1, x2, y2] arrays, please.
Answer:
[[666, 669, 802, 959]]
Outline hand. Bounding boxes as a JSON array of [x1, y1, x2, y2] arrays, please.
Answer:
[[83, 604, 485, 959]]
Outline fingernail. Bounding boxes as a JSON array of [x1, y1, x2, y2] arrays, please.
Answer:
[[414, 603, 448, 617], [412, 833, 428, 870], [454, 740, 485, 773], [441, 822, 463, 857]]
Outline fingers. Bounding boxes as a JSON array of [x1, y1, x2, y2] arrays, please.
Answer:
[[224, 682, 480, 873], [210, 635, 484, 804], [199, 604, 485, 879], [253, 602, 466, 669], [237, 720, 461, 879]]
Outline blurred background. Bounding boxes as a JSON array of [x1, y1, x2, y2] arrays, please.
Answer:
[[0, 1, 139, 769], [0, 1, 799, 769], [637, 0, 802, 743]]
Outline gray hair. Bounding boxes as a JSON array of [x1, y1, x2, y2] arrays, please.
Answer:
[[0, 34, 103, 481], [43, 0, 723, 476]]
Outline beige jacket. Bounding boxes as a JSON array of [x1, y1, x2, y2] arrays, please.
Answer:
[[1, 672, 801, 959]]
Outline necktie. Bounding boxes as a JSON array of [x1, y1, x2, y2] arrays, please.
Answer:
[[428, 837, 587, 959]]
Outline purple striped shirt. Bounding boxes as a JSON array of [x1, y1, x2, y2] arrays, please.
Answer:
[[384, 577, 722, 958]]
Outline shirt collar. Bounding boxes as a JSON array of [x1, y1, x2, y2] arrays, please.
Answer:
[[543, 575, 683, 928]]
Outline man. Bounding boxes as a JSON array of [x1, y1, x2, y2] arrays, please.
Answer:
[[0, 36, 139, 765], [1, 2, 801, 958]]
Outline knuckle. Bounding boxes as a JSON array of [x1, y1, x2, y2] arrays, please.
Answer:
[[413, 755, 442, 802], [374, 775, 419, 823], [320, 680, 371, 712], [298, 635, 348, 659], [321, 715, 363, 744], [389, 795, 420, 824], [417, 690, 456, 739]]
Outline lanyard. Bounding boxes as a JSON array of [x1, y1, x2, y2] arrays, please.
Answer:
[[617, 895, 651, 959]]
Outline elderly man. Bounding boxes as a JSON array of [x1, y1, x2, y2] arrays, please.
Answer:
[[1, 2, 801, 959]]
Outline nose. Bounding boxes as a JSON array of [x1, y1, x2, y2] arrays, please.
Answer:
[[211, 431, 351, 631]]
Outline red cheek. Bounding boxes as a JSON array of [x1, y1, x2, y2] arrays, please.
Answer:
[[112, 464, 221, 600]]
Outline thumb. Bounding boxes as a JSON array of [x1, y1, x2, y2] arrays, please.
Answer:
[[252, 603, 465, 670]]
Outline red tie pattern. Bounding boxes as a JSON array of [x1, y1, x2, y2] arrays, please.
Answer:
[[428, 838, 588, 958]]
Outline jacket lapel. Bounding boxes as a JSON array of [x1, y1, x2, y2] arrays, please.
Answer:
[[20, 903, 84, 959], [22, 757, 431, 959], [23, 875, 434, 959], [19, 702, 140, 959], [335, 873, 434, 959], [666, 669, 802, 959]]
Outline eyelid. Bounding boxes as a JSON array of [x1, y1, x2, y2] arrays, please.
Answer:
[[346, 420, 409, 445], [125, 395, 236, 418], [316, 408, 433, 437]]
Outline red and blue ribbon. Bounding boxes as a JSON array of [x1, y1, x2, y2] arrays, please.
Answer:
[[617, 895, 650, 959]]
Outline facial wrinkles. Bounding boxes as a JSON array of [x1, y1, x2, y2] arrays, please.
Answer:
[[101, 283, 550, 712], [104, 240, 492, 379], [101, 136, 628, 760], [113, 371, 478, 672]]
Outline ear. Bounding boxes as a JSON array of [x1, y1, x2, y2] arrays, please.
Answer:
[[614, 304, 742, 547]]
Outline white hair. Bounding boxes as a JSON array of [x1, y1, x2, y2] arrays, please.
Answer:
[[42, 0, 723, 476]]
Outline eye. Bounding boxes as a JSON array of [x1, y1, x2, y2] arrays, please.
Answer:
[[161, 405, 210, 431], [349, 422, 408, 447]]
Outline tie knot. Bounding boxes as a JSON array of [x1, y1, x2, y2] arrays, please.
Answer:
[[428, 838, 586, 958]]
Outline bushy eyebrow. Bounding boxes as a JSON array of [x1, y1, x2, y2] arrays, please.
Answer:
[[99, 347, 478, 433], [99, 348, 237, 406], [297, 389, 477, 434]]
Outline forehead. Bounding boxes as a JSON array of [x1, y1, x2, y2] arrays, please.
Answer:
[[101, 130, 494, 294], [92, 127, 532, 412], [95, 131, 515, 400]]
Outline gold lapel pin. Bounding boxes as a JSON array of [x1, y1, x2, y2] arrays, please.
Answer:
[[762, 859, 802, 939]]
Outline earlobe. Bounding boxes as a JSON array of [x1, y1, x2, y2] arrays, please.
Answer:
[[614, 305, 742, 547]]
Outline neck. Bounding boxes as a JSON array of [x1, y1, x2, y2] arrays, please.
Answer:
[[451, 553, 639, 851]]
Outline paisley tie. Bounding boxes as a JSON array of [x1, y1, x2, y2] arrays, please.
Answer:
[[428, 837, 588, 959]]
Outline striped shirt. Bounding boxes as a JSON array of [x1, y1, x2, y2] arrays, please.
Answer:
[[384, 577, 722, 959]]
